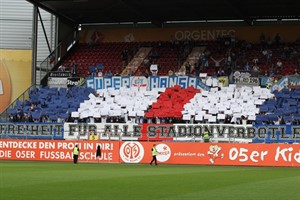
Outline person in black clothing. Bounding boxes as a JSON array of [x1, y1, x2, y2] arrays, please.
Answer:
[[71, 60, 77, 77], [96, 145, 101, 162], [185, 61, 191, 75]]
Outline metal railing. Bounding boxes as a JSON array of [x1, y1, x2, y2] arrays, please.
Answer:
[[0, 32, 79, 120], [37, 33, 78, 85], [0, 85, 38, 122]]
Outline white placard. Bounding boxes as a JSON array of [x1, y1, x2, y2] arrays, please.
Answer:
[[129, 111, 136, 117], [217, 114, 226, 120], [183, 114, 191, 120], [71, 112, 79, 118], [208, 116, 217, 122], [150, 64, 158, 71], [136, 110, 144, 117], [93, 112, 101, 118], [195, 115, 203, 121]]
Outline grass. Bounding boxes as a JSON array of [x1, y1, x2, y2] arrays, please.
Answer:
[[0, 161, 299, 200]]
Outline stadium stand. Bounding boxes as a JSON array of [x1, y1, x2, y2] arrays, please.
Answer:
[[7, 86, 95, 123], [59, 38, 299, 78], [6, 38, 299, 125], [62, 42, 139, 77]]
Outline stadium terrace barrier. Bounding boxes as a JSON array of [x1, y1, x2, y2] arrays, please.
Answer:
[[0, 123, 64, 140], [63, 123, 300, 144], [1, 123, 300, 143], [0, 139, 299, 167]]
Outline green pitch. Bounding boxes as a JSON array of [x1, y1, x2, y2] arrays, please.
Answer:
[[0, 161, 299, 200]]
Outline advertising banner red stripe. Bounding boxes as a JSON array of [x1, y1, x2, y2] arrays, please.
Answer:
[[1, 139, 300, 167], [119, 142, 300, 167], [0, 140, 120, 163]]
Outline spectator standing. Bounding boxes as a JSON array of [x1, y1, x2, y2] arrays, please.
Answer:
[[73, 144, 80, 164], [267, 36, 273, 47], [266, 50, 273, 66], [150, 144, 158, 166], [114, 71, 120, 76], [168, 69, 174, 76], [105, 70, 113, 76], [96, 145, 101, 162], [58, 64, 66, 71], [297, 59, 300, 69], [276, 60, 283, 68], [274, 33, 281, 47], [185, 61, 191, 75], [71, 60, 77, 77], [203, 131, 210, 143], [217, 68, 225, 76], [211, 56, 224, 68], [244, 62, 250, 71], [230, 34, 236, 48], [97, 69, 103, 77], [253, 57, 259, 66], [253, 65, 260, 73], [260, 33, 266, 49]]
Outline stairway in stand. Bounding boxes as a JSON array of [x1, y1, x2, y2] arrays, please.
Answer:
[[185, 46, 206, 72], [121, 47, 152, 76]]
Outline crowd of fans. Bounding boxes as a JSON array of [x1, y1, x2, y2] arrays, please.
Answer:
[[5, 34, 300, 125], [56, 33, 300, 80], [98, 35, 298, 79]]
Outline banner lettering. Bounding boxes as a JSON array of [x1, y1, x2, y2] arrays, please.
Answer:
[[1, 139, 299, 166]]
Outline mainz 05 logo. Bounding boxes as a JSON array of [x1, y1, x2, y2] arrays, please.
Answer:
[[120, 142, 144, 163]]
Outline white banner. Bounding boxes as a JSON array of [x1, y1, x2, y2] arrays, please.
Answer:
[[64, 123, 256, 143], [85, 76, 209, 91], [48, 77, 68, 88]]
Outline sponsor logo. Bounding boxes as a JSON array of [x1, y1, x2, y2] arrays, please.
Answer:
[[49, 71, 71, 77], [174, 29, 236, 41], [67, 79, 79, 86], [207, 145, 224, 164], [120, 142, 144, 163], [156, 144, 171, 162], [48, 77, 68, 86], [233, 71, 251, 78], [67, 77, 84, 87]]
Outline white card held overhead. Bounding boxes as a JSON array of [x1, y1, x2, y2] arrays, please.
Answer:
[[183, 114, 191, 120], [71, 112, 79, 118]]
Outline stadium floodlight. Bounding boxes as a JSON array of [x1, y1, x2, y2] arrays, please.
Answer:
[[165, 19, 245, 24], [255, 19, 278, 22], [136, 22, 152, 24], [281, 18, 300, 22], [165, 20, 207, 24], [205, 19, 245, 23], [78, 24, 82, 31]]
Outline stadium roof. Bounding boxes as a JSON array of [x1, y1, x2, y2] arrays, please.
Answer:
[[27, 0, 300, 26]]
